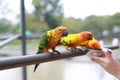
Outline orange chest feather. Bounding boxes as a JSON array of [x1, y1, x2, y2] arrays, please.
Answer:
[[46, 36, 61, 48]]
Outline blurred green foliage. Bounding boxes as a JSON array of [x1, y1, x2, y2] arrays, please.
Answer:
[[0, 0, 120, 39], [1, 12, 120, 38], [62, 18, 83, 33], [32, 0, 63, 29], [25, 14, 49, 33], [0, 19, 12, 33]]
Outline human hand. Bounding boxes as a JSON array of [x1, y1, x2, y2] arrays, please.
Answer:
[[90, 49, 120, 80]]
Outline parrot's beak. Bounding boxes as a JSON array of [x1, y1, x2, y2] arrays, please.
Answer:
[[62, 31, 68, 37], [88, 36, 93, 40]]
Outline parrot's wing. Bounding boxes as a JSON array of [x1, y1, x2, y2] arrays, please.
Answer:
[[38, 32, 50, 49], [80, 40, 88, 46], [34, 32, 50, 72], [61, 35, 77, 46]]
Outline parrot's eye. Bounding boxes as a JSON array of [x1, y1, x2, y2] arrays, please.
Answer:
[[58, 29, 62, 32], [85, 34, 89, 37]]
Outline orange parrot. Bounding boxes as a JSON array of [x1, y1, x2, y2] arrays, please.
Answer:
[[80, 37, 101, 50], [60, 31, 93, 49], [34, 26, 68, 72]]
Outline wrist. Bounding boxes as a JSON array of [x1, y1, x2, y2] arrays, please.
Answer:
[[116, 62, 120, 80], [112, 60, 120, 80]]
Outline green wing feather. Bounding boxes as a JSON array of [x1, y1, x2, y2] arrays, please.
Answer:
[[34, 32, 50, 72], [37, 32, 50, 53]]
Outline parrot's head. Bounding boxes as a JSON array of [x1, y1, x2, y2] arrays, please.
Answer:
[[90, 41, 101, 50], [88, 38, 101, 50], [55, 26, 68, 37], [80, 31, 93, 40]]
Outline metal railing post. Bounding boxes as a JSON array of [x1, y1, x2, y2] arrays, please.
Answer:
[[20, 0, 27, 80], [0, 35, 21, 48]]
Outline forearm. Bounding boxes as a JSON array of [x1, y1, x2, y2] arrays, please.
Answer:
[[101, 58, 120, 80], [113, 60, 120, 80]]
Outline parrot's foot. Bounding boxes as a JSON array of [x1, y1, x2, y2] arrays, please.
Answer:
[[67, 48, 82, 52], [66, 48, 75, 52], [49, 50, 61, 57], [47, 51, 54, 57], [49, 52, 54, 57], [74, 48, 82, 51], [53, 50, 61, 55]]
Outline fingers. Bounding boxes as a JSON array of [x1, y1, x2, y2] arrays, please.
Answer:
[[90, 55, 101, 62], [90, 48, 113, 67], [102, 49, 112, 59], [91, 49, 112, 58], [90, 50, 112, 61], [90, 55, 105, 66]]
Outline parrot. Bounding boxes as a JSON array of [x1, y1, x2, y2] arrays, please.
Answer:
[[80, 37, 101, 50], [60, 31, 93, 50], [34, 26, 68, 72]]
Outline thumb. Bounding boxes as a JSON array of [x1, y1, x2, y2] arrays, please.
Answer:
[[90, 55, 104, 63]]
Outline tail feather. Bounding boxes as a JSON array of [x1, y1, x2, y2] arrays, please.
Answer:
[[34, 50, 43, 72], [34, 63, 40, 72], [34, 52, 40, 72]]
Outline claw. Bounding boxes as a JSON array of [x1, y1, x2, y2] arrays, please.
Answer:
[[49, 50, 61, 57], [74, 48, 81, 51], [52, 50, 61, 55], [68, 47, 81, 52], [52, 47, 61, 55], [49, 52, 54, 57]]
